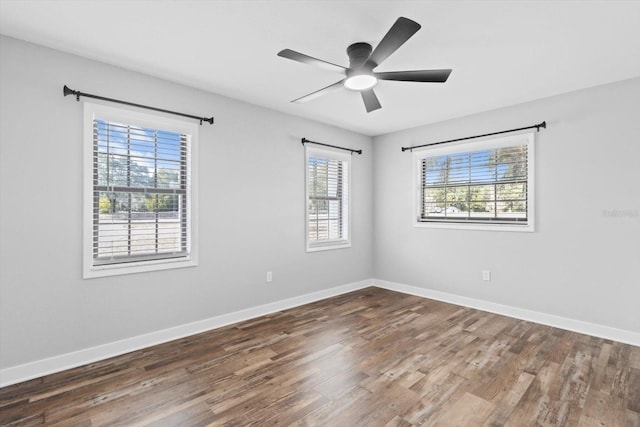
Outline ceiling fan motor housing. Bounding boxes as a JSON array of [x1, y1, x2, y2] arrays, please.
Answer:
[[347, 42, 374, 70]]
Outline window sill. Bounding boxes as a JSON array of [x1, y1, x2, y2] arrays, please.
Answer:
[[306, 241, 351, 252], [83, 257, 197, 279], [414, 221, 534, 232]]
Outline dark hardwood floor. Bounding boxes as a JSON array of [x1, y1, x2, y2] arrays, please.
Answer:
[[1, 287, 639, 426]]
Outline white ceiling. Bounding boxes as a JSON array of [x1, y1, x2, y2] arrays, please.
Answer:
[[1, 0, 640, 136]]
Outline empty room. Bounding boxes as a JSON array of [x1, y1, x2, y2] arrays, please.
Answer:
[[1, 1, 639, 425]]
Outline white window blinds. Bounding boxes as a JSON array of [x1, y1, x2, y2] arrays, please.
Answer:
[[306, 146, 350, 250], [417, 133, 533, 227], [92, 119, 190, 265]]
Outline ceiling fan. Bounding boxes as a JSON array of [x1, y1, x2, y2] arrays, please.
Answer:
[[277, 17, 452, 113]]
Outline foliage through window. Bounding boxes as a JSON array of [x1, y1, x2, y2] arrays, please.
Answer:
[[415, 132, 534, 231], [305, 146, 350, 251], [84, 103, 197, 277]]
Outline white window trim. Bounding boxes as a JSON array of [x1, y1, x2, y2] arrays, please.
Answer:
[[305, 145, 351, 252], [412, 131, 535, 232], [83, 102, 198, 278]]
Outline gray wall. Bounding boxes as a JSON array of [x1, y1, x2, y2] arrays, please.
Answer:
[[0, 36, 373, 369], [2, 34, 638, 372], [373, 77, 640, 333]]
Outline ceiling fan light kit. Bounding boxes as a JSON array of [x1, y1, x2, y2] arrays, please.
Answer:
[[277, 17, 452, 113], [344, 74, 377, 91]]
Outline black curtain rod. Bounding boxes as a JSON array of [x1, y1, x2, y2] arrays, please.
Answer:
[[301, 138, 363, 155], [63, 85, 214, 125], [401, 121, 546, 152]]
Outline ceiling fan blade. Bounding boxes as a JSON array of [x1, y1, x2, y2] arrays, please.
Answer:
[[366, 17, 421, 68], [361, 89, 381, 113], [277, 49, 346, 74], [375, 69, 452, 82], [291, 80, 345, 103]]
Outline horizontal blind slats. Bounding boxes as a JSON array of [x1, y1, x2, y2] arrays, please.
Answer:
[[420, 144, 528, 223], [92, 118, 190, 265], [307, 155, 347, 243]]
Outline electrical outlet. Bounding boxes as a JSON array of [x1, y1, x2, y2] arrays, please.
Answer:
[[482, 270, 491, 281], [266, 271, 273, 283]]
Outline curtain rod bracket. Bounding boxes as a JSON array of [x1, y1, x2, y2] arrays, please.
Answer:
[[63, 85, 214, 125], [301, 137, 362, 155], [401, 120, 547, 152]]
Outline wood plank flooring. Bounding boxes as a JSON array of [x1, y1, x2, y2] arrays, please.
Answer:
[[1, 287, 639, 426]]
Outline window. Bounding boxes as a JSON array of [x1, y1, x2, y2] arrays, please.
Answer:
[[305, 146, 351, 251], [414, 132, 534, 232], [83, 103, 198, 278]]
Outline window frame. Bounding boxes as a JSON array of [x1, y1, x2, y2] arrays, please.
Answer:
[[83, 102, 198, 278], [305, 145, 351, 252], [413, 131, 535, 232]]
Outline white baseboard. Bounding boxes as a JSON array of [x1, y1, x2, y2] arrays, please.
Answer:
[[3, 278, 638, 388], [0, 280, 371, 388], [373, 279, 640, 347]]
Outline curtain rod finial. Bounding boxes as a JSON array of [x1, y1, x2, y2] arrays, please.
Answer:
[[63, 85, 80, 101]]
